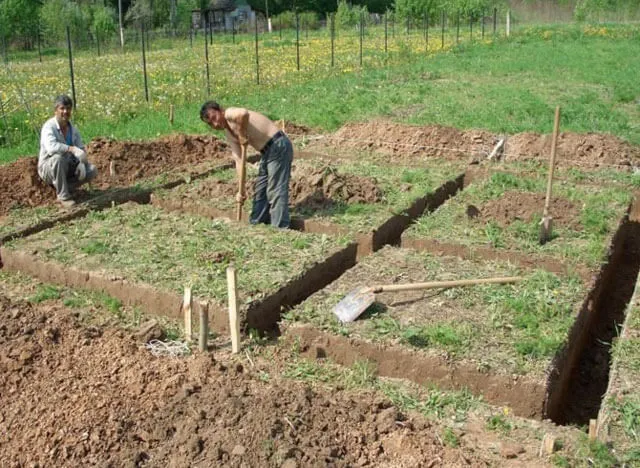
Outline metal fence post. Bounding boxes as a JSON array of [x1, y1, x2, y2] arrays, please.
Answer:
[[331, 13, 335, 67], [66, 26, 77, 109], [255, 19, 260, 85], [141, 23, 149, 102], [384, 13, 388, 53], [295, 12, 300, 71], [204, 20, 211, 96], [441, 10, 445, 49]]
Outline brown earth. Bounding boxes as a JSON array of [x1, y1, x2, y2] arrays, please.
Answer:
[[290, 165, 383, 211], [327, 121, 494, 162], [476, 191, 582, 230], [0, 134, 228, 216], [321, 121, 640, 168], [0, 295, 487, 467], [170, 164, 384, 212]]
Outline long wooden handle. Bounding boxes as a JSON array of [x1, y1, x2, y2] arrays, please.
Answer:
[[372, 276, 523, 293], [543, 106, 561, 218], [236, 143, 247, 222]]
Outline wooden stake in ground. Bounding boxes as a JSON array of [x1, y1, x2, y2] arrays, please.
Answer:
[[539, 106, 561, 245], [109, 160, 116, 178], [589, 418, 598, 441], [236, 142, 248, 222], [227, 266, 241, 353], [199, 302, 209, 352], [169, 104, 175, 125], [183, 286, 192, 342]]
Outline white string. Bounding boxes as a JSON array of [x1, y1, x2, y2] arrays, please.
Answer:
[[144, 339, 191, 357]]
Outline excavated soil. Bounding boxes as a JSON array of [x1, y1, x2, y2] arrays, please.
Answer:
[[290, 165, 383, 211], [322, 121, 640, 168], [327, 121, 494, 161], [172, 165, 384, 212], [0, 134, 228, 216], [0, 158, 56, 216], [0, 296, 479, 467], [476, 191, 582, 230], [507, 132, 640, 168]]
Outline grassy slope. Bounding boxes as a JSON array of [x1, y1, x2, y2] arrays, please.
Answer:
[[1, 25, 638, 164]]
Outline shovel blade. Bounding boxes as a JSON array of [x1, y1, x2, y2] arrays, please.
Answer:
[[539, 216, 553, 245], [333, 286, 376, 323]]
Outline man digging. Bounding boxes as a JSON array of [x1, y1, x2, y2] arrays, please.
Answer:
[[200, 101, 293, 229], [38, 95, 97, 208]]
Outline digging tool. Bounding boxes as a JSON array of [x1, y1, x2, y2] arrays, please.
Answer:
[[236, 142, 248, 222], [334, 276, 523, 323], [539, 106, 561, 245]]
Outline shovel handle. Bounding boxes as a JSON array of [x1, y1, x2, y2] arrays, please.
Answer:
[[371, 276, 523, 293], [543, 106, 561, 218], [236, 143, 248, 222]]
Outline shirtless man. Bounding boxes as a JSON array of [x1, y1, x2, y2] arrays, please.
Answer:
[[200, 101, 293, 229]]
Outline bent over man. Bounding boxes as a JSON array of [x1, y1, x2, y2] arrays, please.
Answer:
[[200, 101, 293, 228], [39, 95, 97, 207]]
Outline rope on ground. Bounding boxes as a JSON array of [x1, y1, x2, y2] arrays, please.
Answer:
[[145, 339, 191, 357]]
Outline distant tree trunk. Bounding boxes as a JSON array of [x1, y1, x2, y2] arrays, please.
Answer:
[[170, 0, 177, 35]]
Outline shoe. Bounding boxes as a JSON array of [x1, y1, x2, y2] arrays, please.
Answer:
[[58, 198, 76, 208]]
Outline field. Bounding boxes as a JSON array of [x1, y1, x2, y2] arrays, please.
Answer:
[[1, 23, 640, 467]]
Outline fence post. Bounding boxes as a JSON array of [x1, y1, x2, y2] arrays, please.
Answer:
[[456, 11, 460, 44], [279, 16, 282, 40], [506, 10, 511, 36], [255, 19, 259, 85], [359, 12, 363, 67], [209, 10, 213, 44], [204, 20, 211, 96], [141, 23, 149, 103], [295, 12, 300, 71], [482, 10, 485, 39], [232, 17, 236, 44], [384, 13, 387, 53], [37, 22, 42, 62], [441, 10, 445, 49], [66, 26, 77, 109], [391, 13, 394, 38], [331, 13, 335, 67], [493, 7, 497, 36], [190, 25, 193, 47], [96, 29, 101, 57], [425, 13, 429, 52], [469, 14, 473, 41]]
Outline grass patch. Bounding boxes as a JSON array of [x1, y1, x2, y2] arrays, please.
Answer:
[[284, 246, 585, 375], [6, 203, 351, 306], [155, 158, 464, 233], [408, 171, 632, 269], [2, 24, 639, 164]]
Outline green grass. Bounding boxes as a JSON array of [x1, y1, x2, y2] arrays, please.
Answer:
[[284, 246, 585, 376], [5, 203, 351, 305], [155, 158, 464, 233], [1, 24, 639, 164], [407, 171, 632, 269]]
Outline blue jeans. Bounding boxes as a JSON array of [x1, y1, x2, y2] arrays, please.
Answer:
[[250, 133, 293, 229]]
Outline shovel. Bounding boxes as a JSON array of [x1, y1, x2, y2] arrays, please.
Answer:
[[333, 276, 523, 323], [236, 142, 248, 222], [539, 106, 561, 245]]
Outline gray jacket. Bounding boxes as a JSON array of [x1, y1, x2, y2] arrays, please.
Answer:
[[38, 117, 84, 177]]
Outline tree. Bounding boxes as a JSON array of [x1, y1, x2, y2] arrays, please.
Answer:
[[0, 0, 39, 48]]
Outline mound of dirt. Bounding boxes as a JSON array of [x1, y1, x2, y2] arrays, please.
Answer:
[[290, 165, 383, 211], [0, 158, 55, 216], [506, 132, 640, 168], [281, 121, 317, 137], [476, 191, 582, 230], [328, 121, 495, 161], [87, 134, 229, 188], [0, 135, 229, 216], [0, 296, 460, 467]]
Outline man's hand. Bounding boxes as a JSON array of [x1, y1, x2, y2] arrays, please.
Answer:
[[70, 146, 88, 163], [75, 162, 87, 181], [235, 192, 246, 203]]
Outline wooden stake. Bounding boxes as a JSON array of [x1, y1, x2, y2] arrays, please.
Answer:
[[589, 419, 598, 441], [487, 138, 505, 161], [183, 286, 192, 342], [199, 302, 209, 352], [169, 104, 175, 124], [109, 160, 116, 177], [539, 106, 561, 245], [539, 433, 556, 457], [227, 266, 241, 353]]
